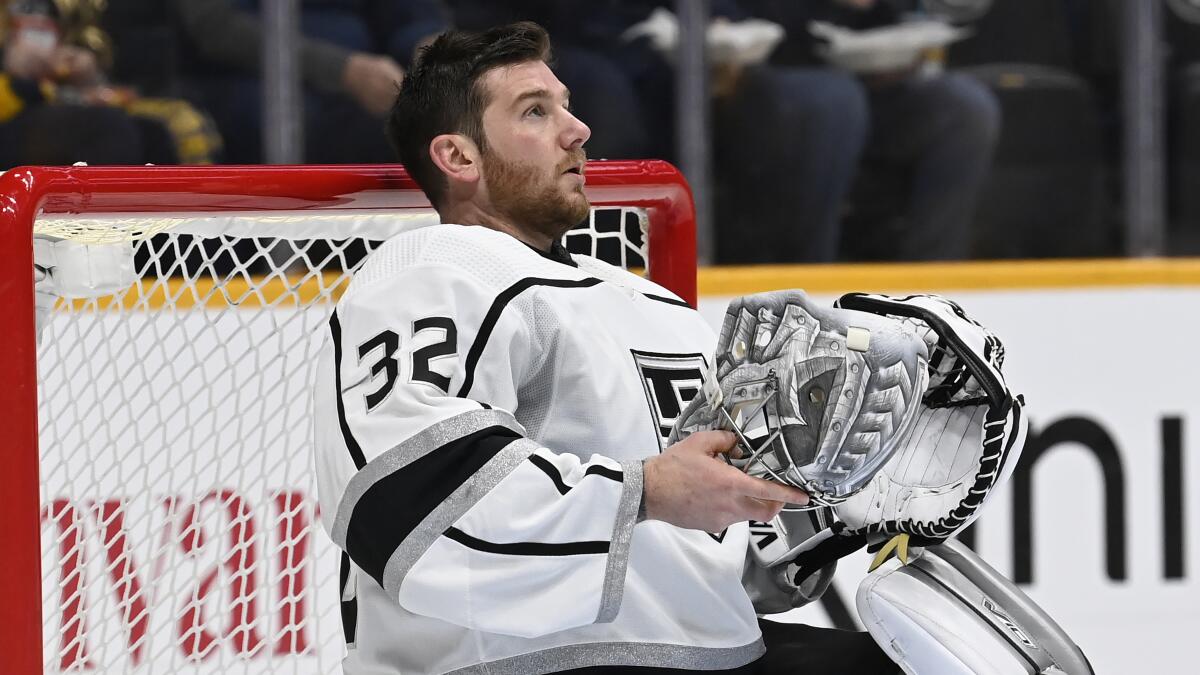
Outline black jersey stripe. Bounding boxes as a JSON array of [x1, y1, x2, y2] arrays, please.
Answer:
[[345, 426, 522, 588], [642, 292, 691, 308], [339, 552, 358, 645], [584, 465, 624, 482], [330, 312, 367, 470], [444, 526, 610, 556], [456, 277, 603, 397], [526, 454, 624, 495], [628, 350, 707, 360]]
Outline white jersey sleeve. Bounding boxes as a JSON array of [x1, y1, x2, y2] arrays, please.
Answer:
[[314, 231, 644, 639]]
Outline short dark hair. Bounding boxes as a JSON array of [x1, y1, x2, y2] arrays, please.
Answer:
[[385, 22, 552, 211]]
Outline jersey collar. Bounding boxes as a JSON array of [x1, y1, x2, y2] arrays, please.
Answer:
[[526, 241, 578, 268]]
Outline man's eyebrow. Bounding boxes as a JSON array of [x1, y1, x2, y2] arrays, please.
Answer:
[[511, 87, 571, 108]]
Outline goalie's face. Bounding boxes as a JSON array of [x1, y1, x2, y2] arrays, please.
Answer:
[[476, 60, 591, 244]]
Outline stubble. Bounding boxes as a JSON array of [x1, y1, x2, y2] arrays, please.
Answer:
[[482, 149, 590, 244]]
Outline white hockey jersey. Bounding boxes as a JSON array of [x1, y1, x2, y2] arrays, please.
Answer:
[[313, 224, 764, 675]]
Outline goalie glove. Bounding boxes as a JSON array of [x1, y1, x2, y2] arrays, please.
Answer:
[[672, 291, 1026, 597], [831, 293, 1027, 558], [671, 290, 932, 611]]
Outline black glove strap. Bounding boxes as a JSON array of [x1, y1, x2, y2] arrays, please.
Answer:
[[790, 523, 867, 586]]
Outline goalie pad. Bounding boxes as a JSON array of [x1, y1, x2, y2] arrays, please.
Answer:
[[858, 539, 1094, 675]]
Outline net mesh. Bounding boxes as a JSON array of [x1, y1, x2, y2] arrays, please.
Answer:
[[37, 206, 648, 673]]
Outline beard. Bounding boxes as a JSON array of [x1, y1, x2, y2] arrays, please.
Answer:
[[481, 148, 590, 244]]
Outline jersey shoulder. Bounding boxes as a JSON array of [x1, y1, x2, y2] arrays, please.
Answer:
[[571, 253, 689, 305]]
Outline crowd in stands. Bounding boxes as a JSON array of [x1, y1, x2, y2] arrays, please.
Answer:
[[2, 0, 1194, 262], [0, 0, 220, 167]]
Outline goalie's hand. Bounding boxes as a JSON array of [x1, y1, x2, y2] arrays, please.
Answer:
[[644, 431, 809, 533], [830, 293, 1027, 546]]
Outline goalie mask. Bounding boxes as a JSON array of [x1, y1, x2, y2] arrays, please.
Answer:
[[670, 290, 929, 506]]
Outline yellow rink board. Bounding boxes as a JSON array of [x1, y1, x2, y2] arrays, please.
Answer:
[[61, 273, 353, 311], [698, 257, 1200, 296], [60, 257, 1200, 311]]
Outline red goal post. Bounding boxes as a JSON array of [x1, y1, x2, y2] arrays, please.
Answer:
[[0, 160, 696, 673]]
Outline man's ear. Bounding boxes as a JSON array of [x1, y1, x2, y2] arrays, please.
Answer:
[[429, 133, 481, 185]]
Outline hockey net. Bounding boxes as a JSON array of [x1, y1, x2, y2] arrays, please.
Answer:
[[0, 161, 696, 674]]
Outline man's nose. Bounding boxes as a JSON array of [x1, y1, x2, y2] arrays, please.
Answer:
[[562, 110, 591, 150]]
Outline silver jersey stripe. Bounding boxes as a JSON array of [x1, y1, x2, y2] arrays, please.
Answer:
[[382, 438, 540, 597], [446, 638, 766, 675], [596, 459, 643, 623], [331, 408, 526, 548]]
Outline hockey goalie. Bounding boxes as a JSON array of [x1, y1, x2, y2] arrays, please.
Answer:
[[672, 290, 1094, 675]]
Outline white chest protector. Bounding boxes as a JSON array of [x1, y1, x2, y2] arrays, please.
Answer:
[[313, 225, 762, 675]]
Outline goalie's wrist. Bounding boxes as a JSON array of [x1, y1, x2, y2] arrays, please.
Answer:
[[636, 459, 649, 522]]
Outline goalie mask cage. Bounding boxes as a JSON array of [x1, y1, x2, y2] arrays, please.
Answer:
[[0, 160, 696, 674]]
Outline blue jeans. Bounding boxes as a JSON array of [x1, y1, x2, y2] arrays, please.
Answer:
[[716, 67, 868, 263], [863, 71, 1002, 260], [716, 67, 1000, 263]]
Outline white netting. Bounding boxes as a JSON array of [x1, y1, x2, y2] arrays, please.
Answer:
[[36, 207, 648, 673]]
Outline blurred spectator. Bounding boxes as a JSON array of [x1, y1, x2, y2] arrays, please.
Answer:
[[0, 0, 206, 167], [714, 0, 1001, 263], [445, 1, 674, 162], [1166, 0, 1200, 250], [448, 1, 997, 264], [945, 0, 1112, 259], [175, 0, 448, 164]]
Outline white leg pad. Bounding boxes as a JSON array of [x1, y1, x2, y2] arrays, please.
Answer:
[[857, 539, 1093, 675]]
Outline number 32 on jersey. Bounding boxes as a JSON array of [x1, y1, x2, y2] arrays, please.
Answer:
[[357, 318, 457, 410]]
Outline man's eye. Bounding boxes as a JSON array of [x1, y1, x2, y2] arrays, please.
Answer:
[[526, 105, 545, 118]]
